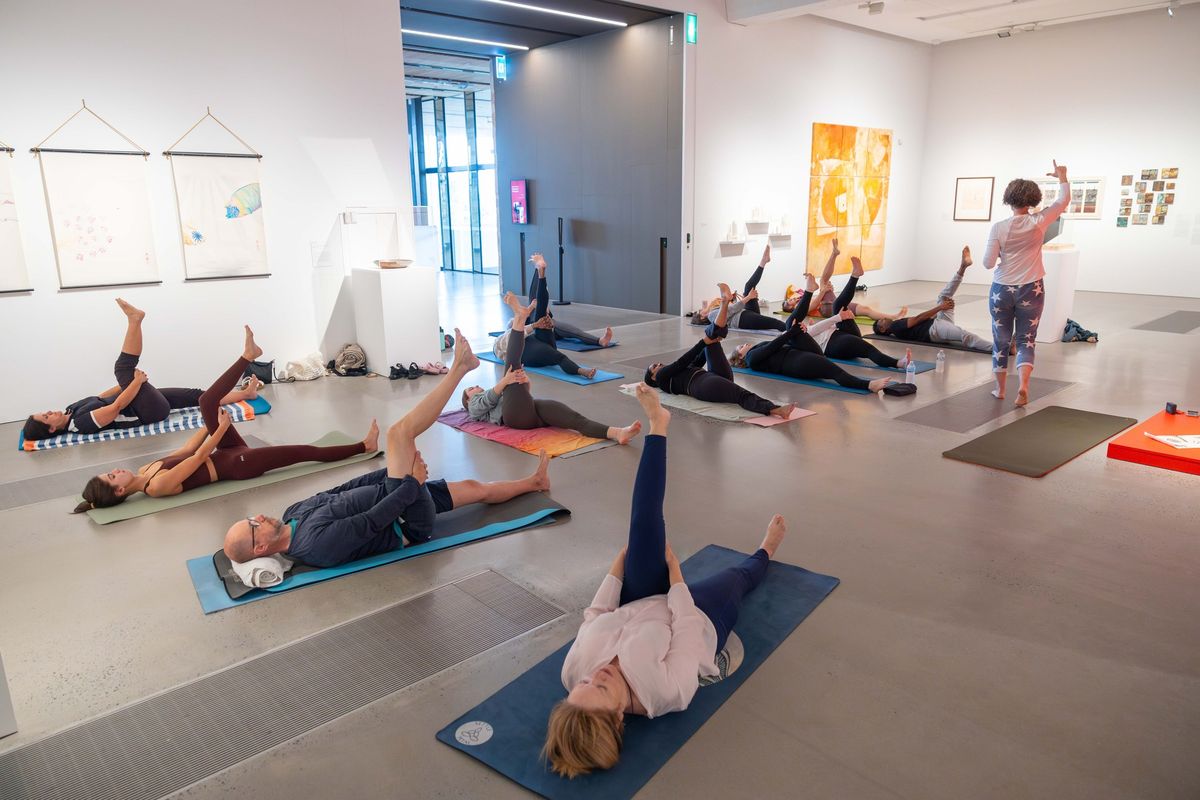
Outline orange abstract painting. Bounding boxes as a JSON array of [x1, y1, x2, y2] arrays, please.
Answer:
[[807, 123, 892, 275]]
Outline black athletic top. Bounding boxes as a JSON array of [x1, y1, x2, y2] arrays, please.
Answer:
[[883, 318, 935, 343], [654, 340, 708, 395], [65, 396, 134, 435]]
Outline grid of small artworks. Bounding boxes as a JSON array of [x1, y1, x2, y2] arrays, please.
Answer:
[[1117, 167, 1179, 227]]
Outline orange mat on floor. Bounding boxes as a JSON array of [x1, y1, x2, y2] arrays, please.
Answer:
[[1107, 410, 1200, 476]]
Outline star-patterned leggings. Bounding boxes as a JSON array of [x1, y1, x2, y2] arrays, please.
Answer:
[[989, 278, 1044, 372]]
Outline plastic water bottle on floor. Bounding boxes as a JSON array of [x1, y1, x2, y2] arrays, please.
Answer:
[[936, 350, 946, 373], [904, 347, 916, 385]]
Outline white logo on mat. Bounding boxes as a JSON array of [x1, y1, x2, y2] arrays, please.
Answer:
[[455, 721, 493, 746]]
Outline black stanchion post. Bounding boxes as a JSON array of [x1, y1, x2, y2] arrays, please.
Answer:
[[553, 216, 571, 305], [519, 231, 527, 291], [659, 237, 668, 314]]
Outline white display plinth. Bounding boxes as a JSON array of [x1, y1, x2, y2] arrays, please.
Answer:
[[351, 266, 441, 372], [1037, 245, 1080, 344], [0, 651, 17, 739]]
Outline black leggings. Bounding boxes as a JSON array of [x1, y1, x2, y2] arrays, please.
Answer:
[[736, 265, 786, 331], [525, 273, 601, 346], [745, 327, 871, 391], [114, 352, 204, 425], [522, 274, 582, 375], [499, 330, 608, 437], [824, 331, 898, 368], [687, 341, 778, 415]]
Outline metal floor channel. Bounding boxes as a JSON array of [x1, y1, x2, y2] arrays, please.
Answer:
[[0, 570, 562, 800]]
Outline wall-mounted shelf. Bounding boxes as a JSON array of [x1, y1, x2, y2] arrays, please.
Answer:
[[744, 220, 770, 235], [767, 233, 792, 240], [718, 241, 746, 257]]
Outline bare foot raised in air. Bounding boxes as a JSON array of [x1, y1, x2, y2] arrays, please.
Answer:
[[869, 378, 894, 393], [851, 256, 865, 279], [244, 325, 263, 361], [599, 327, 614, 347], [529, 450, 551, 492], [115, 297, 145, 322], [452, 328, 480, 373], [717, 282, 732, 302], [760, 244, 771, 267], [362, 419, 380, 452], [961, 246, 973, 270], [760, 514, 786, 558], [831, 237, 840, 257], [609, 420, 642, 445], [769, 403, 797, 420], [805, 272, 819, 294], [635, 382, 671, 432]]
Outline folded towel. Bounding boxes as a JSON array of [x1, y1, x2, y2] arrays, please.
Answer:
[[230, 554, 294, 588]]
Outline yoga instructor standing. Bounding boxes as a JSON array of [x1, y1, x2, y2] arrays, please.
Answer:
[[983, 160, 1070, 406]]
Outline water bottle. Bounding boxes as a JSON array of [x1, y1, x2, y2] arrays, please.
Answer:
[[904, 347, 916, 385], [935, 350, 946, 373]]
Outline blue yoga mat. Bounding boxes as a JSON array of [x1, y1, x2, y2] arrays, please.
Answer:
[[829, 357, 934, 374], [732, 366, 871, 394], [187, 502, 569, 614], [436, 544, 839, 799], [487, 332, 617, 352], [476, 352, 624, 385]]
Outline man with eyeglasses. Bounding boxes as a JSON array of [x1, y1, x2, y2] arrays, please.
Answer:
[[222, 330, 551, 569]]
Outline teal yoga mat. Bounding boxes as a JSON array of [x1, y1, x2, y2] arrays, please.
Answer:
[[732, 366, 872, 394], [829, 357, 934, 374], [187, 493, 571, 613], [436, 544, 839, 799], [475, 351, 623, 385]]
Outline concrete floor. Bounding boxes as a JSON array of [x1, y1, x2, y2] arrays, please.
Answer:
[[1, 272, 1197, 799]]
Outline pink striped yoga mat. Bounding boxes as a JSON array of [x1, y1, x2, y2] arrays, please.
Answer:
[[438, 410, 616, 458]]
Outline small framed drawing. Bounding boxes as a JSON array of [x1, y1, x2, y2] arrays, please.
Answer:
[[953, 177, 994, 221]]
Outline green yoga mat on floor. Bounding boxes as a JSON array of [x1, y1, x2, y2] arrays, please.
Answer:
[[943, 406, 1136, 477], [84, 432, 380, 524]]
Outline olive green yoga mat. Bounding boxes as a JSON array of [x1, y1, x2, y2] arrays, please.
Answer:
[[84, 432, 380, 524], [942, 406, 1136, 477]]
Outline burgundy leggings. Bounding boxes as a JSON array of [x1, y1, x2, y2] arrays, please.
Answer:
[[192, 357, 364, 485]]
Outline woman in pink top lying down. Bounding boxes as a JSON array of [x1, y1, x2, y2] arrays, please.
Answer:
[[542, 383, 787, 778]]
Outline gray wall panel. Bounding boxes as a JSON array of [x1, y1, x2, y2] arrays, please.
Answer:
[[495, 16, 683, 313]]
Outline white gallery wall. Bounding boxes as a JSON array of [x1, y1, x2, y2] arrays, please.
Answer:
[[915, 7, 1200, 297], [654, 1, 934, 308], [0, 0, 414, 423]]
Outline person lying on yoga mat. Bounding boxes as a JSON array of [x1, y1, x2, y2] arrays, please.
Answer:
[[521, 260, 614, 349], [74, 327, 373, 512], [494, 254, 599, 379], [780, 237, 905, 320], [646, 297, 796, 420], [542, 384, 788, 778], [778, 258, 913, 371], [870, 246, 992, 353], [690, 245, 785, 332], [24, 298, 260, 442], [222, 330, 551, 569], [465, 293, 641, 445], [729, 319, 896, 394]]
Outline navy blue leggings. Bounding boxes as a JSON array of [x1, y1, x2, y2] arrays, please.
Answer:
[[619, 435, 769, 652]]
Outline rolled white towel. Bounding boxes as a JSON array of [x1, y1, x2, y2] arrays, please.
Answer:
[[230, 554, 294, 588]]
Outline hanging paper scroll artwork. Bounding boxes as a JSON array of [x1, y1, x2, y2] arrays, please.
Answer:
[[806, 122, 892, 275], [38, 151, 159, 288], [0, 153, 32, 292], [170, 155, 267, 279]]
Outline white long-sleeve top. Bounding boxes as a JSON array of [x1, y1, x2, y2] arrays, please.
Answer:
[[805, 315, 841, 351], [982, 180, 1069, 286], [560, 574, 718, 719]]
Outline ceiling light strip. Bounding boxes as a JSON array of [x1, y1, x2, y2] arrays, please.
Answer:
[[401, 28, 531, 50], [471, 0, 627, 27]]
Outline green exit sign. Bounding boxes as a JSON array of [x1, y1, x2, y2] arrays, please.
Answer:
[[685, 13, 697, 44]]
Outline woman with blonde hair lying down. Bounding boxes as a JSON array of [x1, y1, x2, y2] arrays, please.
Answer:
[[542, 384, 787, 778]]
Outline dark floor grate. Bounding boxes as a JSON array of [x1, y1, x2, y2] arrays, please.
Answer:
[[0, 571, 561, 800]]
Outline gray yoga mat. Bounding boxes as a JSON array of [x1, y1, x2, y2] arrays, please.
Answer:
[[1132, 310, 1200, 334], [911, 293, 983, 309], [897, 376, 1073, 433], [943, 406, 1137, 477], [0, 436, 268, 512], [863, 334, 989, 354]]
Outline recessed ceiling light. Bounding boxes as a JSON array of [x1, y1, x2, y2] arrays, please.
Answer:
[[401, 29, 531, 51], [471, 0, 627, 27]]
